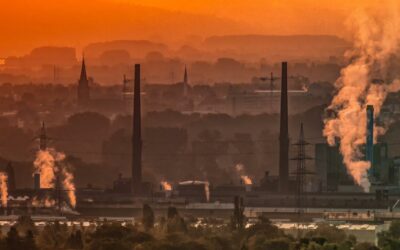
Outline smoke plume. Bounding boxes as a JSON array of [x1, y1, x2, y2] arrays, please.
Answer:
[[235, 163, 253, 185], [62, 168, 76, 208], [160, 181, 172, 191], [0, 173, 8, 207], [33, 149, 62, 188], [323, 2, 400, 192], [33, 148, 77, 207]]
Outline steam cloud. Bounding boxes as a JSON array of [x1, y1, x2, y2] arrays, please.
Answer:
[[0, 173, 8, 207], [160, 181, 172, 191], [235, 163, 253, 185], [33, 148, 76, 207], [323, 2, 400, 192]]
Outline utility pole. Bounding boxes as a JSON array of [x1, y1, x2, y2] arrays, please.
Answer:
[[122, 74, 131, 113], [260, 72, 280, 113]]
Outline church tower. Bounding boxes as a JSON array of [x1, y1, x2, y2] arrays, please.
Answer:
[[77, 56, 90, 105], [183, 66, 189, 97]]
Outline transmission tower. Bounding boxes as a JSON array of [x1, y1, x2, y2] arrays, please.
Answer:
[[291, 123, 313, 237], [260, 72, 280, 112], [122, 73, 135, 114], [36, 122, 73, 214]]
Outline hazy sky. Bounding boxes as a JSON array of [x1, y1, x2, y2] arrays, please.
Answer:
[[0, 0, 385, 57]]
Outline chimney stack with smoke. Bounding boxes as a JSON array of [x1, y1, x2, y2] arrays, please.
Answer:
[[279, 62, 289, 193], [132, 64, 142, 195], [366, 105, 374, 177], [34, 173, 40, 190]]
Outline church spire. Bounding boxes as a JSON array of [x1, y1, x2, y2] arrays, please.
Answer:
[[184, 65, 188, 84], [80, 55, 88, 82], [183, 66, 189, 97], [77, 55, 90, 105]]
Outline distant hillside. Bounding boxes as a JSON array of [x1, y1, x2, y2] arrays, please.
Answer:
[[205, 35, 349, 46], [84, 40, 168, 59], [203, 35, 351, 60], [5, 46, 77, 67]]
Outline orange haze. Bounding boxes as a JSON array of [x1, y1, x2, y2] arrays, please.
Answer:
[[0, 0, 388, 56]]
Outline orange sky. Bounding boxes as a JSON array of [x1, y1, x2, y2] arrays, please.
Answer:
[[0, 0, 386, 57]]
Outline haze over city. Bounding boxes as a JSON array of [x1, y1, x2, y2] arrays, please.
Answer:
[[0, 1, 399, 250]]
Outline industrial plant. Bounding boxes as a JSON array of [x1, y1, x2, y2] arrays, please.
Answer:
[[5, 1, 400, 249], [0, 56, 396, 235]]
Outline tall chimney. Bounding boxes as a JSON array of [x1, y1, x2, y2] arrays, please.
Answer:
[[132, 64, 142, 195], [34, 173, 40, 190], [366, 105, 374, 176], [279, 62, 289, 193]]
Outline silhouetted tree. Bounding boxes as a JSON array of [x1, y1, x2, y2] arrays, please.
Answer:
[[142, 204, 155, 231], [167, 206, 179, 220], [166, 207, 187, 233], [353, 242, 380, 250], [6, 227, 21, 250], [65, 230, 83, 250], [15, 215, 37, 236], [231, 196, 245, 230], [23, 230, 38, 250], [85, 223, 152, 250], [305, 223, 347, 244], [36, 221, 69, 250]]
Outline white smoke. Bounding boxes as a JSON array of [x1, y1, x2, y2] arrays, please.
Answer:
[[235, 163, 253, 185], [0, 173, 8, 207], [324, 2, 400, 192], [33, 148, 77, 208]]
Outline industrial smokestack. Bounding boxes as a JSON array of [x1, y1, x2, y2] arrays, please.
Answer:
[[34, 173, 40, 190], [279, 62, 289, 193], [39, 121, 47, 151], [366, 105, 374, 175], [132, 64, 142, 195], [6, 163, 15, 191]]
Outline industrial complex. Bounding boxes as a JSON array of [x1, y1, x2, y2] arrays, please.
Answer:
[[0, 58, 397, 235]]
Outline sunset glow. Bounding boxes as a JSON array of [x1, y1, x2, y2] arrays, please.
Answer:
[[0, 0, 388, 56]]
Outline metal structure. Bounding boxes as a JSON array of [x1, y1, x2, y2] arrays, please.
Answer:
[[36, 122, 72, 213], [122, 74, 131, 113], [291, 123, 312, 231], [366, 105, 375, 179], [259, 72, 280, 113], [259, 72, 280, 93]]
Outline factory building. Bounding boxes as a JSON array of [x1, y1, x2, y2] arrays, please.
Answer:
[[315, 104, 396, 192], [315, 143, 358, 192]]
